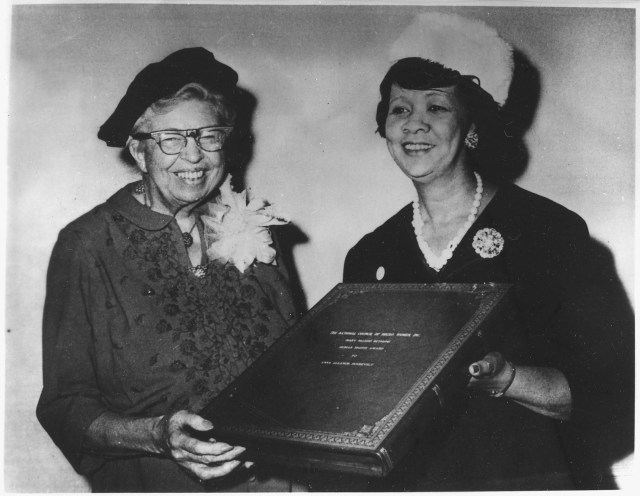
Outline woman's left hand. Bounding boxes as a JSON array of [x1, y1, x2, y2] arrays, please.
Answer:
[[467, 351, 515, 397], [467, 351, 572, 419]]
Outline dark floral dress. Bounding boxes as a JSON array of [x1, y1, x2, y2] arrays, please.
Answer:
[[37, 184, 301, 492]]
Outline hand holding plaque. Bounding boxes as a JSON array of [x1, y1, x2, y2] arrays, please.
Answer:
[[200, 283, 513, 476]]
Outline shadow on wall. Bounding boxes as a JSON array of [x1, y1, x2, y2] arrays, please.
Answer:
[[504, 53, 634, 488], [566, 237, 635, 489], [276, 224, 310, 316], [506, 50, 634, 484], [497, 49, 542, 183], [228, 86, 257, 193], [228, 86, 310, 315]]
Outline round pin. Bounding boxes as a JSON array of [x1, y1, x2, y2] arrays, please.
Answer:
[[376, 266, 385, 281]]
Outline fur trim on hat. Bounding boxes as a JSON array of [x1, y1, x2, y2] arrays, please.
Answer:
[[389, 13, 513, 106]]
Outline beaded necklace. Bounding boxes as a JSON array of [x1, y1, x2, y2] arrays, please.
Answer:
[[412, 172, 483, 272], [181, 220, 198, 248]]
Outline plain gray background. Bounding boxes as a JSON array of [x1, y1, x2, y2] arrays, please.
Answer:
[[5, 3, 635, 491]]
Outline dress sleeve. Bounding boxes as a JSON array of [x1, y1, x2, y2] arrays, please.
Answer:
[[540, 217, 634, 485], [343, 245, 360, 283], [36, 228, 109, 475], [543, 217, 633, 414], [343, 237, 374, 283]]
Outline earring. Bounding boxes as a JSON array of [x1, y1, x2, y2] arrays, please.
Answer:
[[464, 131, 478, 150], [134, 180, 145, 194]]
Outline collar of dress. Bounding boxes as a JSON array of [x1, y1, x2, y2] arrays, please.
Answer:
[[106, 182, 207, 231]]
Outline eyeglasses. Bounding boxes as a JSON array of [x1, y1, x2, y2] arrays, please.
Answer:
[[131, 126, 233, 155]]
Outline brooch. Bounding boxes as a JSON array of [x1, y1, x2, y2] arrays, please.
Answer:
[[201, 177, 289, 273], [472, 228, 504, 259]]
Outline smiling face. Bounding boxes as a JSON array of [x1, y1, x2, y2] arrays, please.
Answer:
[[129, 99, 227, 215], [385, 84, 473, 184]]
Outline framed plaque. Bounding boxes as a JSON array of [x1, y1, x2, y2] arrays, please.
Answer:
[[200, 283, 513, 477]]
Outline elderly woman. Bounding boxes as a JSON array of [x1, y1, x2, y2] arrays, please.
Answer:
[[37, 48, 306, 492], [343, 14, 633, 491]]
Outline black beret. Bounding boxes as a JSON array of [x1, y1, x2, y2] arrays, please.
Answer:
[[98, 47, 238, 147]]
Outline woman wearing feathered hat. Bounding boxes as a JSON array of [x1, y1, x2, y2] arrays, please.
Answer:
[[344, 13, 633, 490], [37, 48, 306, 492]]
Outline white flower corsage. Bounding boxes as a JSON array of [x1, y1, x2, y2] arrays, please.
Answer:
[[201, 177, 289, 273], [472, 228, 504, 259]]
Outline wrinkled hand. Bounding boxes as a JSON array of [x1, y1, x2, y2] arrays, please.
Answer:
[[467, 351, 514, 396], [154, 410, 251, 481]]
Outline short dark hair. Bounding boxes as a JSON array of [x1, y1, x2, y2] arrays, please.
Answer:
[[376, 57, 523, 183]]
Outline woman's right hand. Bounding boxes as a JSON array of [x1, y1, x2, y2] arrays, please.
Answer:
[[154, 410, 250, 481]]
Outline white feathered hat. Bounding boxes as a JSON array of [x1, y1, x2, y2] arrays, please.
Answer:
[[389, 12, 513, 106]]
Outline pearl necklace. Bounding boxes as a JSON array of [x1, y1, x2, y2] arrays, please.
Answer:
[[412, 172, 483, 272]]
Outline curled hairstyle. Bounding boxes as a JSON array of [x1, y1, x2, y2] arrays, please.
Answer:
[[131, 83, 237, 135], [376, 57, 523, 183]]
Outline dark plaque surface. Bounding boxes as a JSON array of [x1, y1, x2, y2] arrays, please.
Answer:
[[201, 283, 512, 476]]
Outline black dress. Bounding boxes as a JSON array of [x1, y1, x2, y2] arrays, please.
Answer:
[[343, 184, 634, 490]]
